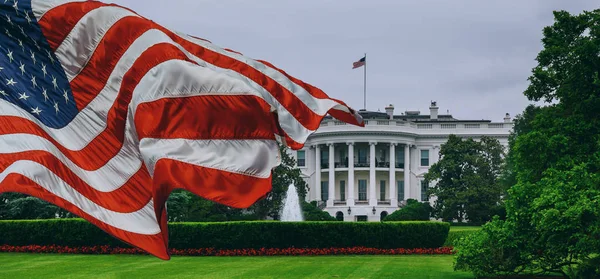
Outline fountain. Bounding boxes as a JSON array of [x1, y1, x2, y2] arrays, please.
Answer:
[[280, 183, 304, 221]]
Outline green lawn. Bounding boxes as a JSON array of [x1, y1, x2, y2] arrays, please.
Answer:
[[0, 253, 474, 279]]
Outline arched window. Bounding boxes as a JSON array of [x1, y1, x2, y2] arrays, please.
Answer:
[[380, 211, 388, 221], [335, 211, 344, 221]]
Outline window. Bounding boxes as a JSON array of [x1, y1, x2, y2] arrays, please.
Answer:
[[396, 147, 404, 169], [321, 181, 329, 201], [421, 180, 429, 201], [297, 150, 305, 167], [335, 212, 344, 221], [397, 180, 404, 201], [356, 215, 368, 222], [420, 149, 429, 166], [339, 149, 347, 167], [321, 149, 329, 169], [340, 180, 346, 201], [358, 180, 367, 201], [380, 180, 386, 200], [358, 148, 367, 164]]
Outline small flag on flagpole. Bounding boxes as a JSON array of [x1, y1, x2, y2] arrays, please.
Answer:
[[352, 56, 366, 69]]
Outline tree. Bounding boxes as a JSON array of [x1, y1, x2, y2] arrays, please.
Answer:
[[455, 9, 600, 278], [301, 201, 336, 221], [424, 135, 505, 224], [383, 199, 432, 221], [249, 144, 308, 220], [0, 193, 74, 219]]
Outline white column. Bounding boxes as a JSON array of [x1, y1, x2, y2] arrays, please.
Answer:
[[347, 142, 355, 206], [404, 144, 410, 200], [327, 143, 335, 207], [389, 143, 397, 207], [369, 141, 377, 206], [315, 145, 321, 201]]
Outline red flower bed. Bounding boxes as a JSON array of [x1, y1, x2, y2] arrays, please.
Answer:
[[0, 245, 454, 256]]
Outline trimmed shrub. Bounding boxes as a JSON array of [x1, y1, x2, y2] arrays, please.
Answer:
[[0, 219, 449, 249], [301, 201, 336, 221], [443, 229, 479, 247], [383, 199, 432, 221], [0, 245, 454, 256]]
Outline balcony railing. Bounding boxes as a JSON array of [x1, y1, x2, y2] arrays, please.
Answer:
[[378, 199, 391, 205], [334, 162, 349, 168], [354, 162, 369, 168], [321, 161, 405, 169], [319, 119, 512, 130], [333, 200, 346, 205], [355, 199, 369, 205]]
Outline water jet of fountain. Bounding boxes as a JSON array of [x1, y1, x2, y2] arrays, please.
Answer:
[[280, 183, 304, 221]]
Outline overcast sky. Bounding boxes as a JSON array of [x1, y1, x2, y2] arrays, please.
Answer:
[[112, 0, 597, 122]]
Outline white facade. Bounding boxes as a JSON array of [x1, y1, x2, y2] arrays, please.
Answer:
[[292, 102, 513, 222]]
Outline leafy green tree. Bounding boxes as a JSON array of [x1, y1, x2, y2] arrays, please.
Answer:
[[424, 135, 505, 224], [383, 199, 432, 221], [301, 201, 336, 221], [249, 144, 308, 220], [455, 9, 600, 278], [0, 193, 73, 219]]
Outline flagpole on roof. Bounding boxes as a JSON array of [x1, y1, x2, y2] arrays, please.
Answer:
[[363, 53, 367, 110]]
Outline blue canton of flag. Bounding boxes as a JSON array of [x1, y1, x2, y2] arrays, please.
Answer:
[[0, 0, 76, 128]]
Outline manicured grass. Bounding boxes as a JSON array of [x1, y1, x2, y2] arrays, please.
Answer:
[[0, 253, 474, 279]]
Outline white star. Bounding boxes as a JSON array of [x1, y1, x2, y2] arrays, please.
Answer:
[[18, 61, 25, 75], [4, 28, 12, 38], [5, 15, 12, 26], [33, 40, 40, 50], [17, 25, 25, 36], [41, 63, 47, 77], [6, 50, 14, 63], [41, 88, 48, 101], [17, 39, 24, 51], [6, 78, 16, 86], [54, 102, 59, 114], [30, 50, 36, 65], [12, 0, 18, 13], [51, 76, 58, 89], [24, 11, 31, 25], [0, 90, 7, 97], [31, 107, 42, 115], [30, 75, 37, 88], [46, 50, 55, 64], [63, 89, 69, 103], [18, 92, 29, 100], [0, 65, 3, 72]]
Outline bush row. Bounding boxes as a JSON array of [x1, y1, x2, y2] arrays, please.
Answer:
[[0, 219, 450, 249], [444, 230, 479, 247], [0, 245, 454, 256]]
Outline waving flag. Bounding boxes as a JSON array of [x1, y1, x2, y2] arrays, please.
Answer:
[[0, 0, 363, 259]]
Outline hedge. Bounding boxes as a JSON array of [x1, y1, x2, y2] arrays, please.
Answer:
[[0, 219, 449, 249], [444, 229, 480, 247]]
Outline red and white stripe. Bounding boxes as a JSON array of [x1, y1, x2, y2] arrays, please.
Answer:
[[0, 0, 363, 260]]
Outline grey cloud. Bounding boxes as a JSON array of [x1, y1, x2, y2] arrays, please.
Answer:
[[111, 0, 598, 122]]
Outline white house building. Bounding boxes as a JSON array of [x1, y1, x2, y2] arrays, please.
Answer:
[[293, 101, 513, 222]]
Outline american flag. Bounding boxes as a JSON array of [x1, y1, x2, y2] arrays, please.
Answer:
[[0, 0, 363, 259], [352, 56, 366, 69]]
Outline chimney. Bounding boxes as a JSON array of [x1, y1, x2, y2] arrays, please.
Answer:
[[385, 104, 394, 119], [504, 113, 511, 123], [429, 101, 438, 120]]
